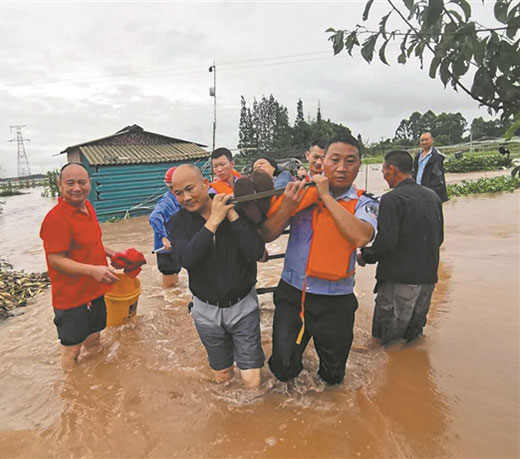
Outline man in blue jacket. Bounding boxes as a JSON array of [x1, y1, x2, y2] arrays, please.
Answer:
[[149, 167, 182, 288]]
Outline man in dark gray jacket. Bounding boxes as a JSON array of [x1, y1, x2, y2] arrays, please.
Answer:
[[413, 132, 448, 202], [358, 150, 444, 344]]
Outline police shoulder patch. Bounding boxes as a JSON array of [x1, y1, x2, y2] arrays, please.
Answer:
[[365, 203, 379, 217]]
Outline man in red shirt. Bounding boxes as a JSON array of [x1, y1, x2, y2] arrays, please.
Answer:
[[40, 163, 118, 368]]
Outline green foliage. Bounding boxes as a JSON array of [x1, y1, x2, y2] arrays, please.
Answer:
[[505, 115, 520, 140], [292, 99, 312, 148], [238, 96, 255, 154], [238, 95, 292, 158], [447, 175, 520, 198], [41, 169, 60, 198], [445, 154, 512, 173], [327, 0, 520, 120], [471, 116, 512, 140], [237, 96, 352, 159], [394, 110, 468, 144]]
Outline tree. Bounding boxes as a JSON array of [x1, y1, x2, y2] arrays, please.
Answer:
[[238, 96, 255, 154], [470, 116, 511, 140], [237, 96, 355, 159], [316, 104, 322, 123], [239, 95, 293, 158], [394, 110, 436, 142], [327, 0, 520, 121], [432, 112, 467, 144], [310, 118, 352, 141], [273, 103, 293, 157], [292, 99, 312, 149], [393, 110, 467, 144]]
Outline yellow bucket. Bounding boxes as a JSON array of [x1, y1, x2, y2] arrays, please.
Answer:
[[105, 273, 142, 327]]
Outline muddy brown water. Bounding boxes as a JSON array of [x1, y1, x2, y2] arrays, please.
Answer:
[[0, 171, 518, 458]]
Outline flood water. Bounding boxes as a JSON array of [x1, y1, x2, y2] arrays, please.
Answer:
[[0, 171, 518, 458]]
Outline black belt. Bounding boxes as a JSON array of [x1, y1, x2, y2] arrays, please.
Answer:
[[200, 287, 252, 308]]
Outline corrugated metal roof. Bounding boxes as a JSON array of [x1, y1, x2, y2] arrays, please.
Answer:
[[80, 144, 209, 166], [59, 125, 206, 153]]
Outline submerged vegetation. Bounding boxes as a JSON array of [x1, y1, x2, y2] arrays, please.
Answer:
[[444, 154, 512, 173], [0, 181, 32, 197], [0, 259, 50, 319], [447, 176, 520, 199]]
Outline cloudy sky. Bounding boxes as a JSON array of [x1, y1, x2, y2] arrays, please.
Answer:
[[0, 1, 496, 177]]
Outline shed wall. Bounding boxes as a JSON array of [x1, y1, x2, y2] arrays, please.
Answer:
[[85, 159, 209, 221]]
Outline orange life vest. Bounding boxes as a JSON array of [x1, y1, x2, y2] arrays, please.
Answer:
[[210, 170, 241, 194], [306, 189, 364, 281], [267, 188, 365, 278], [274, 187, 365, 343]]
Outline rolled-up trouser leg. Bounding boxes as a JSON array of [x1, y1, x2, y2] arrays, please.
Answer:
[[268, 280, 311, 382]]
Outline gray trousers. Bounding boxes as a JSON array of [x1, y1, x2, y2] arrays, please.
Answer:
[[372, 282, 435, 344]]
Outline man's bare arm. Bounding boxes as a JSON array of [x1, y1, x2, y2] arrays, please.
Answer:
[[259, 181, 306, 242], [48, 253, 118, 284]]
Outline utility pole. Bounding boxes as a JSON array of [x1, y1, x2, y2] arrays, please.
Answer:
[[9, 125, 31, 177], [209, 61, 216, 152]]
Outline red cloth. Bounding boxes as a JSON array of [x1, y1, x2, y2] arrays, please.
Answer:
[[111, 248, 147, 278], [40, 198, 111, 310]]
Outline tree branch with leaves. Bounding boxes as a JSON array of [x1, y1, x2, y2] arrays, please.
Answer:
[[327, 0, 519, 129]]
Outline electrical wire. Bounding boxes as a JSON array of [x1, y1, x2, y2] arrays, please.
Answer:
[[4, 51, 333, 89]]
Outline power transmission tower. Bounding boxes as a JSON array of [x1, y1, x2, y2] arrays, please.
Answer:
[[9, 125, 31, 177]]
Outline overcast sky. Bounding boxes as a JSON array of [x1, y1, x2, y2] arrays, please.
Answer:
[[0, 1, 497, 177]]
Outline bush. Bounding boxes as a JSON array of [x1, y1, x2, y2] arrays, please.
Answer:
[[447, 176, 520, 198], [41, 170, 60, 198], [445, 154, 512, 173]]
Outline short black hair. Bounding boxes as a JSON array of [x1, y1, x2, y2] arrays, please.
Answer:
[[384, 150, 413, 174], [211, 147, 233, 162], [59, 162, 90, 180], [325, 134, 361, 158], [252, 156, 280, 175], [310, 138, 326, 150]]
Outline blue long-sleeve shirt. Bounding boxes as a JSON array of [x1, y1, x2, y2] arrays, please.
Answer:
[[148, 191, 181, 252]]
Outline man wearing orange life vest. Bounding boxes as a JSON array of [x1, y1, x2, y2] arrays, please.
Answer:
[[260, 134, 379, 385], [209, 147, 241, 194], [302, 139, 326, 181]]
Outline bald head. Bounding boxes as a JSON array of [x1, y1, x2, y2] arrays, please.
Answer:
[[171, 164, 210, 214], [58, 163, 91, 207], [172, 163, 204, 184], [59, 162, 89, 181], [420, 132, 434, 152]]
